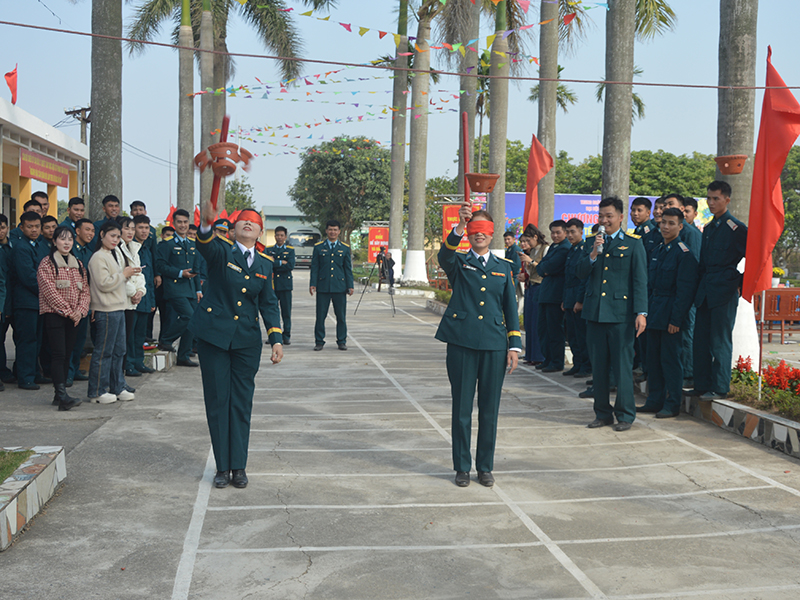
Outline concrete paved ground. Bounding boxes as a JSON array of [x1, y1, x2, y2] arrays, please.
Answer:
[[3, 270, 800, 599]]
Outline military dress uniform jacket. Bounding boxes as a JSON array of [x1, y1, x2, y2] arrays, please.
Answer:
[[435, 229, 521, 352], [505, 243, 523, 281], [563, 240, 587, 310], [536, 238, 571, 304], [0, 240, 11, 317], [679, 221, 702, 260], [12, 238, 49, 310], [265, 244, 296, 292], [642, 224, 663, 261], [156, 236, 202, 300], [634, 219, 655, 238], [695, 210, 747, 309], [136, 243, 156, 314], [647, 240, 699, 330], [310, 241, 354, 293], [575, 231, 648, 323], [188, 230, 283, 350]]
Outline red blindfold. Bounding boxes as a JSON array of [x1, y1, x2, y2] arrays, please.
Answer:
[[236, 209, 263, 230], [466, 220, 494, 236]]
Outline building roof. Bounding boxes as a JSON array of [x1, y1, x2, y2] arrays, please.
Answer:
[[261, 204, 304, 218]]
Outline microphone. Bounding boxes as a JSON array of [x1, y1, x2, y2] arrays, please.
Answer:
[[597, 225, 606, 253]]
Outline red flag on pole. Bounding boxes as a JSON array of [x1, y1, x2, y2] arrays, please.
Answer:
[[4, 64, 17, 105], [193, 205, 201, 226], [165, 205, 176, 227], [523, 134, 553, 229], [742, 47, 800, 302]]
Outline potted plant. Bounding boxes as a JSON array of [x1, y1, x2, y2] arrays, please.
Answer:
[[773, 267, 785, 287]]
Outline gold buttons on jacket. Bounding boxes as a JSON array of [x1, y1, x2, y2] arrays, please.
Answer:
[[452, 313, 457, 317], [602, 292, 606, 296], [481, 275, 487, 279], [624, 295, 628, 299], [605, 254, 610, 258], [480, 287, 486, 292], [234, 315, 239, 320], [478, 315, 483, 320], [604, 267, 608, 271], [207, 307, 212, 312], [241, 288, 247, 293], [479, 301, 484, 306], [603, 280, 607, 284], [237, 301, 242, 306], [245, 275, 250, 280]]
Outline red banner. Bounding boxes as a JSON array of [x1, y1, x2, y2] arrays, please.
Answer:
[[442, 205, 477, 252], [19, 149, 70, 187], [368, 226, 389, 262]]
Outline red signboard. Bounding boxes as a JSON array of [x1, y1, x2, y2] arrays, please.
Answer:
[[368, 226, 389, 262], [19, 149, 70, 188], [442, 204, 482, 252]]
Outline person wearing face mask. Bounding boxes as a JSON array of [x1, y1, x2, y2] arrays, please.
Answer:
[[87, 221, 140, 404], [190, 205, 284, 490], [37, 226, 90, 410], [435, 202, 521, 489]]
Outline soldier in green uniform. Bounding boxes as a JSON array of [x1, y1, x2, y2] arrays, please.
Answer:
[[265, 226, 295, 346], [630, 197, 654, 238], [576, 197, 648, 432], [536, 220, 571, 372], [436, 203, 521, 488], [687, 181, 747, 400], [562, 218, 591, 377], [503, 231, 523, 300], [156, 209, 202, 366], [310, 220, 354, 351], [638, 208, 698, 418], [642, 196, 665, 261], [190, 208, 284, 489]]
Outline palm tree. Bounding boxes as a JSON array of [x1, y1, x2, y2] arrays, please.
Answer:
[[475, 50, 491, 172], [528, 66, 578, 113], [594, 66, 646, 123], [388, 0, 409, 279], [717, 0, 758, 221], [90, 0, 123, 219], [177, 0, 193, 212], [487, 1, 510, 249]]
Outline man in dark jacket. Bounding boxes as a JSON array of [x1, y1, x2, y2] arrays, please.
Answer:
[[536, 220, 571, 373], [562, 218, 591, 378]]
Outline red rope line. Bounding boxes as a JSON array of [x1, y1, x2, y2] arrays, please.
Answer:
[[1, 18, 796, 91]]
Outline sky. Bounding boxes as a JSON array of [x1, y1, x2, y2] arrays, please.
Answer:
[[1, 0, 797, 223]]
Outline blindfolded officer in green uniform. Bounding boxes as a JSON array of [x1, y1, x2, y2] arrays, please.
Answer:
[[436, 203, 521, 488], [191, 206, 284, 490], [576, 196, 648, 432], [265, 226, 295, 346], [310, 219, 354, 351]]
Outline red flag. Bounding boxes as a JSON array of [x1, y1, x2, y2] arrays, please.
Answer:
[[4, 65, 17, 105], [523, 134, 553, 229], [219, 208, 229, 220], [193, 205, 201, 226], [742, 47, 800, 302], [165, 205, 176, 227]]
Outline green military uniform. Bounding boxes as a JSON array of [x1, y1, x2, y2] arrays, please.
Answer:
[[693, 211, 747, 396], [635, 219, 657, 375], [156, 235, 202, 360], [310, 239, 354, 347], [504, 242, 523, 283], [563, 239, 591, 375], [536, 238, 571, 371], [641, 239, 698, 416], [634, 219, 655, 239], [436, 229, 521, 473], [678, 220, 702, 381], [189, 228, 283, 473], [576, 229, 648, 425], [265, 243, 295, 344]]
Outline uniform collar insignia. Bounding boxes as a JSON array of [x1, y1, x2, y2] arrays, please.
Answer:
[[618, 246, 628, 250]]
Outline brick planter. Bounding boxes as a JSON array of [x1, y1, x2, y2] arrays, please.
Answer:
[[0, 446, 66, 551]]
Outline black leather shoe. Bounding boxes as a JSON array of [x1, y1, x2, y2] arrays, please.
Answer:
[[655, 411, 679, 419], [1, 375, 17, 384], [477, 471, 495, 487], [314, 344, 324, 351], [587, 417, 614, 428], [337, 344, 347, 351], [214, 471, 231, 488], [125, 369, 142, 377], [542, 366, 562, 373], [586, 379, 593, 386], [283, 339, 291, 346], [18, 382, 40, 390], [454, 471, 470, 487], [138, 365, 155, 374], [158, 342, 176, 352], [188, 351, 197, 358], [231, 469, 248, 488], [35, 375, 52, 384], [65, 379, 73, 388], [74, 371, 89, 381], [685, 389, 705, 397], [574, 371, 592, 378], [534, 363, 546, 370], [636, 405, 660, 413], [562, 367, 580, 376], [177, 359, 199, 367], [578, 387, 594, 399], [613, 422, 632, 432]]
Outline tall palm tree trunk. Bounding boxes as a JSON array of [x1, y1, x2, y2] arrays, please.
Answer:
[[601, 0, 636, 205], [488, 1, 509, 252], [717, 0, 758, 221], [199, 2, 214, 207], [177, 0, 194, 212], [90, 0, 123, 220], [389, 0, 409, 281], [457, 0, 481, 195], [537, 3, 558, 232], [404, 13, 433, 284]]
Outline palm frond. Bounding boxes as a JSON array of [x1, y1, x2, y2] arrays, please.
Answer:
[[436, 0, 478, 70], [238, 0, 304, 81], [635, 0, 677, 41], [127, 0, 180, 55], [558, 0, 591, 49]]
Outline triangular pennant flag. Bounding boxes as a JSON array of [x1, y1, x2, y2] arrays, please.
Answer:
[[300, 10, 312, 16], [564, 13, 577, 25], [4, 64, 17, 105], [486, 34, 497, 47], [393, 33, 402, 46], [339, 23, 352, 32], [359, 27, 369, 36], [378, 31, 388, 39]]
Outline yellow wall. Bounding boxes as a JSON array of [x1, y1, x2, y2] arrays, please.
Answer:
[[2, 153, 75, 221]]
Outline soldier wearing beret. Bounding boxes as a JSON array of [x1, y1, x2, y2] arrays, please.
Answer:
[[576, 196, 648, 432], [687, 181, 747, 400], [265, 225, 295, 346], [190, 207, 284, 489], [638, 208, 698, 418], [310, 219, 354, 351], [436, 203, 521, 488]]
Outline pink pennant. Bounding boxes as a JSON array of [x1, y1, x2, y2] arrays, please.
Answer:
[[340, 23, 352, 32]]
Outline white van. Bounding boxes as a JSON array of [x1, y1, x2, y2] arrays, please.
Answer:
[[288, 227, 322, 267]]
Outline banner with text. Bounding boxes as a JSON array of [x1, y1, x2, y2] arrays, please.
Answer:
[[368, 226, 389, 262], [19, 149, 70, 188]]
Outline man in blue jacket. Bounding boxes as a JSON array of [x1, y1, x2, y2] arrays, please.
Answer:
[[536, 220, 571, 373], [562, 218, 591, 378], [310, 220, 354, 351]]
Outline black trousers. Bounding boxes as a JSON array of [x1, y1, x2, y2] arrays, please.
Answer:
[[43, 313, 79, 387]]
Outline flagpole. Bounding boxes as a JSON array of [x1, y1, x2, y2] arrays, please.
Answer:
[[759, 289, 765, 402]]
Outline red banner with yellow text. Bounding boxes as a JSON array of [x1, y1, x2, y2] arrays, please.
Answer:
[[19, 149, 70, 187], [442, 205, 479, 252], [368, 226, 389, 262]]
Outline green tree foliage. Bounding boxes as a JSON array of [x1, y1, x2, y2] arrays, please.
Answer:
[[425, 175, 457, 247], [289, 137, 392, 244], [776, 146, 800, 266], [470, 136, 529, 192], [224, 177, 255, 212]]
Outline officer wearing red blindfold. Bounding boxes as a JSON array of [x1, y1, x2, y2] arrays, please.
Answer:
[[435, 202, 522, 488], [190, 206, 284, 490]]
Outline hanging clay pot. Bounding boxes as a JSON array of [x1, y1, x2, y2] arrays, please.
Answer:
[[193, 151, 211, 173], [212, 158, 236, 177], [208, 142, 241, 162], [715, 154, 748, 175], [465, 172, 500, 194]]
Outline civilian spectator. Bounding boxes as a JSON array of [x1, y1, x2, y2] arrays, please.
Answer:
[[117, 216, 146, 377], [67, 218, 95, 386], [519, 225, 548, 365], [87, 220, 138, 404], [37, 226, 90, 410]]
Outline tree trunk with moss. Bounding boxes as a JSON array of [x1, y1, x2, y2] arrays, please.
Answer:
[[488, 1, 509, 252], [389, 0, 409, 279]]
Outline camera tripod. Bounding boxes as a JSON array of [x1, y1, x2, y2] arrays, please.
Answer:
[[354, 259, 395, 316]]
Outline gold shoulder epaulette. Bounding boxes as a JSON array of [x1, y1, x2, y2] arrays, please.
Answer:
[[315, 240, 325, 246], [340, 242, 350, 248], [455, 249, 468, 254], [260, 252, 273, 261], [627, 232, 641, 240], [499, 256, 513, 263], [163, 235, 174, 241], [286, 245, 294, 249], [219, 236, 233, 245]]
